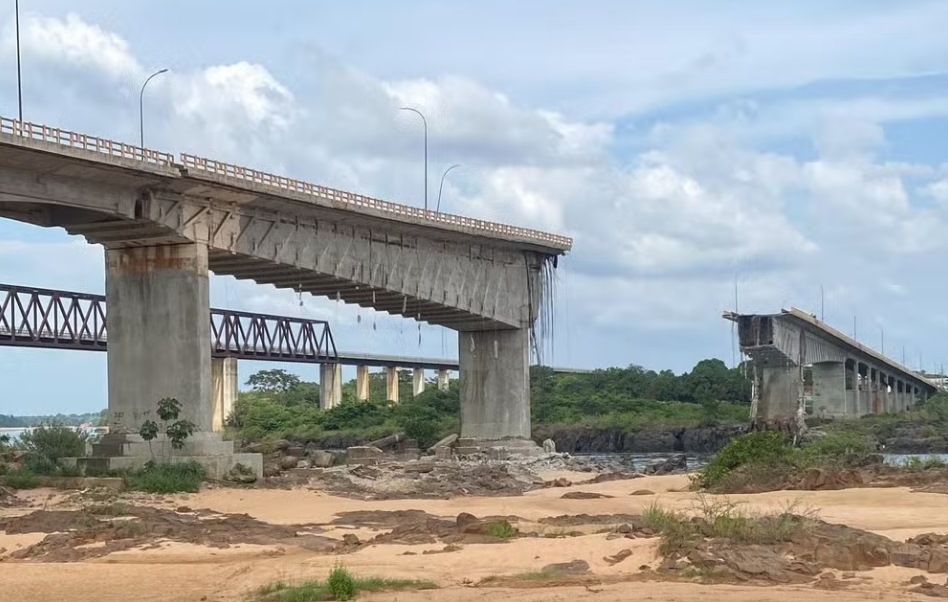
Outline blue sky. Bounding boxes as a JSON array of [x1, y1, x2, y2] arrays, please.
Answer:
[[3, 1, 948, 414]]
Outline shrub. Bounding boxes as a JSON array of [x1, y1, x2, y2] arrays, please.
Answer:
[[802, 432, 873, 459], [18, 422, 88, 475], [327, 566, 356, 601], [125, 461, 206, 494], [693, 432, 794, 490], [3, 469, 42, 489]]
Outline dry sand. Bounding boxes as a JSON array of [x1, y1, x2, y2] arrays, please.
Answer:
[[2, 473, 948, 601]]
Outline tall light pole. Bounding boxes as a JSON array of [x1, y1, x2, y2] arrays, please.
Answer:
[[139, 68, 168, 148], [436, 164, 461, 213], [879, 325, 884, 355], [15, 0, 22, 122], [399, 106, 428, 211]]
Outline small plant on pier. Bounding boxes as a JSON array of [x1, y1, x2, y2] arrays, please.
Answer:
[[139, 397, 195, 461]]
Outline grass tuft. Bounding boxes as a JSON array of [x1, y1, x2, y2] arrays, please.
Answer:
[[124, 461, 206, 494], [257, 567, 437, 602]]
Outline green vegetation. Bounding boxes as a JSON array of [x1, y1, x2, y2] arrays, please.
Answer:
[[2, 468, 43, 489], [258, 566, 436, 601], [124, 461, 206, 494], [139, 397, 196, 460], [17, 421, 87, 476], [643, 498, 812, 557], [485, 520, 518, 539], [693, 430, 901, 492], [0, 410, 107, 428], [229, 361, 752, 446]]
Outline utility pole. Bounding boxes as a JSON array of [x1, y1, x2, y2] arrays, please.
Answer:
[[399, 106, 428, 211], [15, 0, 23, 122]]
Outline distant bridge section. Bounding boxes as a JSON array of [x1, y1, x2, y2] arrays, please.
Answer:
[[724, 307, 936, 421]]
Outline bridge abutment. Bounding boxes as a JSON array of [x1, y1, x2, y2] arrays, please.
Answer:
[[458, 328, 532, 446], [211, 357, 238, 432]]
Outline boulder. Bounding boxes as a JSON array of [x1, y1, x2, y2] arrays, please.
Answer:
[[542, 438, 556, 453], [279, 455, 300, 470], [428, 433, 459, 452], [542, 559, 590, 575], [310, 450, 335, 468], [644, 453, 687, 475], [347, 446, 383, 465]]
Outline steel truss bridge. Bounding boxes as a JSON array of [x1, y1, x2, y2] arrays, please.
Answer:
[[0, 283, 593, 373]]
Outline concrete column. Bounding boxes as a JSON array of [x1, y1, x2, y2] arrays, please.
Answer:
[[211, 357, 238, 432], [871, 369, 881, 414], [386, 367, 400, 403], [437, 369, 450, 391], [811, 362, 846, 418], [356, 365, 370, 401], [105, 243, 211, 433], [754, 364, 799, 421], [897, 380, 905, 411], [458, 328, 531, 440], [319, 363, 342, 409], [412, 368, 425, 396], [846, 360, 857, 415], [855, 363, 866, 416]]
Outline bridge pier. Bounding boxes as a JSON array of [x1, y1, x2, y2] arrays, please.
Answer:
[[811, 362, 847, 418], [356, 365, 370, 401], [386, 367, 400, 403], [412, 368, 425, 397], [211, 357, 238, 431], [320, 363, 342, 409], [437, 369, 450, 391], [458, 328, 532, 444], [82, 242, 262, 478]]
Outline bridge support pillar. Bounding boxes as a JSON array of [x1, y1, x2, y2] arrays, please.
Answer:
[[386, 367, 400, 403], [82, 243, 262, 479], [437, 369, 450, 391], [106, 243, 213, 432], [458, 328, 532, 444], [412, 368, 425, 396], [811, 362, 846, 418], [320, 363, 342, 409], [211, 357, 238, 432], [356, 365, 370, 401], [756, 364, 799, 421]]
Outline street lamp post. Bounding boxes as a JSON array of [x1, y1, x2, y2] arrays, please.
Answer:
[[139, 68, 168, 149], [15, 0, 22, 122], [436, 164, 461, 213], [399, 106, 428, 211]]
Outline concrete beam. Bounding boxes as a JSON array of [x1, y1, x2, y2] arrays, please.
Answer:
[[319, 363, 342, 409], [386, 367, 400, 403], [211, 357, 238, 432], [105, 242, 212, 433], [356, 365, 370, 401]]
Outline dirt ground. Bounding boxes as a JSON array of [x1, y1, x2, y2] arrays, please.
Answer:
[[2, 469, 948, 601]]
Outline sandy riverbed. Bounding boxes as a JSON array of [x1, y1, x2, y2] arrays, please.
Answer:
[[2, 471, 948, 601]]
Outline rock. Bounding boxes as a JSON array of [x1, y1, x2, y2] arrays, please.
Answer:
[[272, 439, 291, 451], [285, 445, 306, 458], [542, 559, 590, 575], [841, 572, 856, 579], [630, 489, 655, 496], [911, 575, 930, 584], [342, 534, 360, 546], [604, 549, 633, 565], [428, 434, 458, 452], [279, 456, 300, 470], [455, 513, 516, 538], [644, 454, 687, 475], [551, 478, 572, 488], [295, 459, 310, 469], [560, 491, 613, 499], [542, 438, 556, 453], [347, 446, 383, 465], [262, 462, 281, 477], [175, 506, 192, 513], [224, 465, 257, 484], [310, 451, 334, 468]]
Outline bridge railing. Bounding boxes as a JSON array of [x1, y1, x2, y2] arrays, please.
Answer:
[[0, 117, 176, 167], [0, 284, 337, 361]]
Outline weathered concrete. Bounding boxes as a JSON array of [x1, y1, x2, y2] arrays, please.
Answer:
[[757, 365, 799, 421], [356, 365, 370, 401], [211, 357, 238, 432], [811, 362, 846, 417], [412, 368, 425, 396], [320, 363, 342, 409], [105, 243, 212, 433], [458, 328, 531, 441], [437, 369, 450, 391], [386, 367, 400, 403]]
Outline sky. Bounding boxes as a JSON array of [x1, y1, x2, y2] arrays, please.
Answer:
[[3, 1, 948, 414]]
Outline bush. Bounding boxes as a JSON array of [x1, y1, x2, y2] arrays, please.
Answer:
[[125, 461, 206, 493], [3, 469, 42, 489], [327, 566, 356, 601], [18, 422, 88, 475], [802, 432, 874, 459], [693, 432, 794, 490]]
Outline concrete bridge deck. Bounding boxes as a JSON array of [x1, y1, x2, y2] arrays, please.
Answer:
[[724, 307, 937, 420]]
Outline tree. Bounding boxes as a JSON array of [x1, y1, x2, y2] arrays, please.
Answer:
[[246, 369, 302, 394], [139, 398, 195, 461]]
